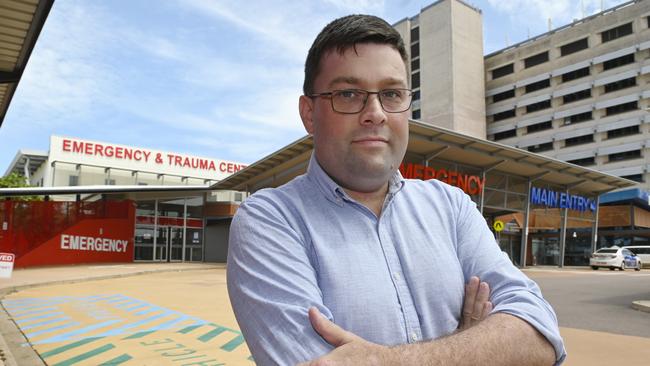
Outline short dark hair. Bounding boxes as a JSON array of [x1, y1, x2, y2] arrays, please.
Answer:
[[303, 14, 408, 95]]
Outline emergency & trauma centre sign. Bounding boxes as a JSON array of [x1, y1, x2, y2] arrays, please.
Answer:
[[51, 136, 247, 181]]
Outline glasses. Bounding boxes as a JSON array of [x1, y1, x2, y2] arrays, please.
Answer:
[[308, 88, 413, 114]]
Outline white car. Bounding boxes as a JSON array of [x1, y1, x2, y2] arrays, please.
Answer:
[[624, 246, 650, 268], [590, 247, 641, 271]]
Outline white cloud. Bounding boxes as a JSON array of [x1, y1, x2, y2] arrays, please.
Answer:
[[182, 0, 314, 60], [11, 1, 120, 127], [323, 0, 385, 13]]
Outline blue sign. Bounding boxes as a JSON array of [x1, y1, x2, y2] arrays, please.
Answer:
[[530, 187, 596, 212]]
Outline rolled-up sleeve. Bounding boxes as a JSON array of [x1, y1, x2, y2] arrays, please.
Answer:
[[227, 193, 333, 365], [454, 189, 566, 365]]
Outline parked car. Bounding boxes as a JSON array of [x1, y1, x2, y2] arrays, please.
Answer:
[[624, 246, 650, 268], [590, 246, 641, 271]]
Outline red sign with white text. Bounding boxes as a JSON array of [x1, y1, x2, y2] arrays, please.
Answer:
[[0, 200, 135, 268], [0, 253, 15, 278]]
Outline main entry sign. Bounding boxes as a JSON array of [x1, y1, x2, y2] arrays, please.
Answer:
[[530, 187, 596, 212]]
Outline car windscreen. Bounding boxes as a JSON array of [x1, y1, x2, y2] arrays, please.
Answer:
[[596, 249, 618, 254]]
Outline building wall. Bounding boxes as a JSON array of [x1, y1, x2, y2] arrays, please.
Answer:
[[395, 0, 485, 138], [485, 0, 650, 188]]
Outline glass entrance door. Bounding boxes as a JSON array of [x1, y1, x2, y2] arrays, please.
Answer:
[[155, 226, 184, 262]]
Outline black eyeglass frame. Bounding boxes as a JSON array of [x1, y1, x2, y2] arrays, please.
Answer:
[[308, 88, 414, 114]]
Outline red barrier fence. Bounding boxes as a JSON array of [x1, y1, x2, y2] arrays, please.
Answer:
[[0, 200, 135, 268]]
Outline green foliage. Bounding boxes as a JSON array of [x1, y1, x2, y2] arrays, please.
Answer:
[[0, 172, 42, 201], [0, 172, 31, 188]]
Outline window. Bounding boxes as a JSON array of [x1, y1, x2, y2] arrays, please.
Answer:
[[601, 22, 633, 43], [412, 109, 421, 119], [527, 120, 552, 134], [621, 174, 644, 182], [568, 157, 595, 166], [565, 134, 594, 147], [493, 129, 516, 141], [105, 178, 116, 185], [528, 142, 553, 153], [411, 72, 420, 88], [524, 51, 549, 68], [411, 58, 420, 71], [602, 53, 634, 71], [410, 27, 419, 42], [492, 89, 515, 103], [526, 100, 551, 113], [69, 175, 79, 186], [604, 77, 636, 93], [563, 89, 591, 104], [493, 108, 516, 121], [562, 67, 590, 82], [235, 192, 244, 202], [410, 43, 419, 58], [606, 101, 637, 116], [413, 90, 420, 101], [560, 38, 588, 56], [492, 63, 514, 79], [609, 149, 641, 162], [525, 79, 550, 94], [564, 111, 592, 125], [607, 125, 639, 139]]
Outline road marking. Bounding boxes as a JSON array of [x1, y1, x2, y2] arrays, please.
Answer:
[[99, 353, 132, 365], [3, 295, 253, 364], [51, 343, 115, 366], [38, 337, 103, 358]]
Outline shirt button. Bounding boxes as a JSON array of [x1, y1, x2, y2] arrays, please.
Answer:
[[393, 272, 401, 281], [411, 332, 418, 341]]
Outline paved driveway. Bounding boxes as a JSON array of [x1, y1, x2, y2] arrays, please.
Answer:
[[2, 269, 251, 365], [2, 265, 649, 365]]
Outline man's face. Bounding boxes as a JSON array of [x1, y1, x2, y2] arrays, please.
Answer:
[[299, 43, 409, 193]]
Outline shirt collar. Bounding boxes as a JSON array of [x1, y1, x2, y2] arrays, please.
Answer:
[[306, 154, 405, 204]]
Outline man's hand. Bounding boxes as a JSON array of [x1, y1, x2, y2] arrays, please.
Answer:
[[459, 276, 492, 331], [297, 307, 390, 366]]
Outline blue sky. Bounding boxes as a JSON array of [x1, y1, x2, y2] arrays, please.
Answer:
[[0, 0, 629, 171]]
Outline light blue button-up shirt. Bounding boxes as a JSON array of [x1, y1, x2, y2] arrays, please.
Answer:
[[227, 155, 565, 365]]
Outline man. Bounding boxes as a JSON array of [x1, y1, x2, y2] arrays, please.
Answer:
[[227, 14, 565, 366]]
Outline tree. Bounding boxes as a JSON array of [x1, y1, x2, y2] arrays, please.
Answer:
[[0, 172, 42, 201]]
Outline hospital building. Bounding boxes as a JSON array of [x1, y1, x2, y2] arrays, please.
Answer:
[[2, 0, 650, 269]]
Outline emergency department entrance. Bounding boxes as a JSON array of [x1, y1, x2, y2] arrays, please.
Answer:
[[211, 120, 635, 268], [132, 197, 205, 263]]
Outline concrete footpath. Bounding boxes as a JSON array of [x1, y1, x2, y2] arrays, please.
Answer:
[[0, 263, 650, 366], [0, 263, 222, 366]]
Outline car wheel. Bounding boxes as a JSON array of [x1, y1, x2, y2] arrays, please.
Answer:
[[591, 266, 598, 270], [609, 267, 615, 271], [620, 261, 626, 271], [636, 261, 641, 271]]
